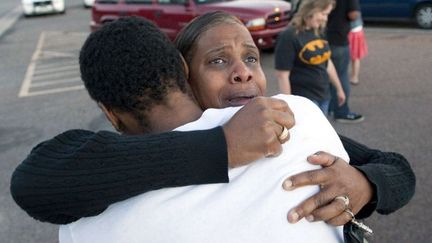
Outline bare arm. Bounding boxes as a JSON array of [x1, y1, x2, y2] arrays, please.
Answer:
[[348, 10, 360, 21], [327, 60, 346, 106], [275, 70, 291, 95]]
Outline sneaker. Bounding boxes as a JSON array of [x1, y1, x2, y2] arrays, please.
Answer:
[[335, 113, 365, 123]]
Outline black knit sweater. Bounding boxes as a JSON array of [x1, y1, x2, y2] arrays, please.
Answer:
[[10, 127, 415, 224]]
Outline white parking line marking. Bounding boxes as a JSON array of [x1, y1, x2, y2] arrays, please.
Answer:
[[34, 64, 78, 75], [36, 61, 78, 70], [19, 32, 46, 97], [32, 69, 79, 81], [39, 50, 76, 59], [18, 31, 88, 98], [23, 85, 85, 97], [32, 77, 82, 88]]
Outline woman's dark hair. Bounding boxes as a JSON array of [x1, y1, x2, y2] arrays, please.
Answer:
[[175, 11, 243, 65]]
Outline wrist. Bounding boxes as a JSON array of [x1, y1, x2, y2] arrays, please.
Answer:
[[354, 168, 376, 215], [221, 125, 238, 167], [222, 131, 232, 166]]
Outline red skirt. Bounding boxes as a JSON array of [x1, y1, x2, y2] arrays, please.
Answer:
[[348, 29, 368, 60]]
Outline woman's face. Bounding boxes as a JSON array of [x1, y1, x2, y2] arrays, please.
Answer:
[[306, 4, 333, 29], [188, 23, 266, 109]]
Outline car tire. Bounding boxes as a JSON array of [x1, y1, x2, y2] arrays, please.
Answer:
[[415, 4, 432, 29]]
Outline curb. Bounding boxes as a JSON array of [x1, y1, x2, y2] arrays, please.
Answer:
[[0, 5, 22, 38]]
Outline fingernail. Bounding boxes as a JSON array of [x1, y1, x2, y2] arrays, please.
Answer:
[[313, 151, 321, 155], [306, 215, 314, 222], [282, 179, 293, 190], [288, 210, 299, 223]]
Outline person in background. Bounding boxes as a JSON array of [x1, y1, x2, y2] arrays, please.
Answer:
[[327, 0, 364, 123], [348, 13, 368, 85], [275, 0, 345, 115], [290, 0, 301, 14]]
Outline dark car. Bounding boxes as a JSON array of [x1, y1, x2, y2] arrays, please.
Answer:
[[360, 0, 432, 29], [91, 0, 293, 50]]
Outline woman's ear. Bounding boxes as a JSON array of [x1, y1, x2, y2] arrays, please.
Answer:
[[98, 102, 121, 132]]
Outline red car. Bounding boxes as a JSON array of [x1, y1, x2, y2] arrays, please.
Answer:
[[91, 0, 292, 49]]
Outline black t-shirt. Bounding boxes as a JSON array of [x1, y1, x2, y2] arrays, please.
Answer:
[[327, 0, 360, 46], [275, 27, 331, 101]]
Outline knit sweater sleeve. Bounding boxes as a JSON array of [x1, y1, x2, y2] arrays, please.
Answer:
[[340, 135, 416, 219], [10, 127, 228, 224]]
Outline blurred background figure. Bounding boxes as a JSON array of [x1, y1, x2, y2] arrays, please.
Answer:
[[290, 0, 301, 14], [348, 13, 368, 85], [275, 0, 346, 115], [327, 0, 364, 123]]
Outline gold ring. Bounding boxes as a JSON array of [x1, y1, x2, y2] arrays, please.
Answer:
[[278, 126, 289, 141], [334, 195, 350, 209], [344, 208, 355, 219]]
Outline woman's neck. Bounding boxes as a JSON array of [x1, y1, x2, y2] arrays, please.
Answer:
[[146, 91, 203, 133]]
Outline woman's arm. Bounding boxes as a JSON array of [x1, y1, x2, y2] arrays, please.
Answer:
[[10, 97, 294, 224], [275, 70, 292, 95], [283, 135, 415, 225], [340, 135, 416, 218], [11, 128, 228, 224], [327, 59, 346, 106]]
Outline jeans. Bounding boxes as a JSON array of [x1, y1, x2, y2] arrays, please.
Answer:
[[329, 45, 351, 117], [312, 99, 330, 116]]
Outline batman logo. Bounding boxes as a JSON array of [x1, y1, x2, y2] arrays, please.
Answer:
[[298, 39, 331, 65]]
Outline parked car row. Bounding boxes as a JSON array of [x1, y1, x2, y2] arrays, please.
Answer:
[[90, 0, 293, 50], [21, 0, 431, 30]]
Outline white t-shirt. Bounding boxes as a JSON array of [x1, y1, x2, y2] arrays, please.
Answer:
[[59, 94, 349, 243]]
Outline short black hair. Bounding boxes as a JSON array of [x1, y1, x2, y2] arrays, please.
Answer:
[[80, 16, 187, 127]]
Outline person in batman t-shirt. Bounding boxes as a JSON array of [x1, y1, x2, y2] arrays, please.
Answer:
[[275, 0, 345, 115]]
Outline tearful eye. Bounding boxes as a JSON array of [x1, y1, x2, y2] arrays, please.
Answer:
[[209, 58, 225, 64], [245, 56, 258, 63]]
